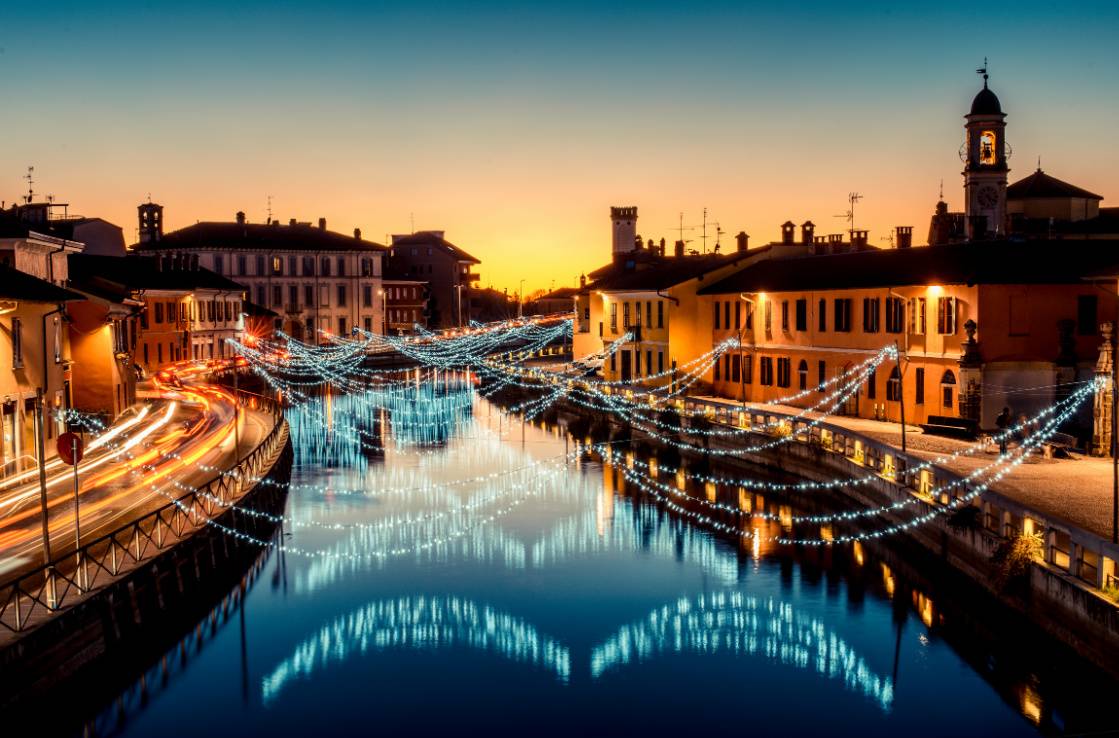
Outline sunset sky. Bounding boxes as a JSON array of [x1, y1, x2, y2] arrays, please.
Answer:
[[2, 1, 1117, 293]]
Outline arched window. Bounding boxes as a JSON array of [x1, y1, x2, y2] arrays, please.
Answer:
[[940, 370, 956, 410], [887, 366, 902, 402], [797, 360, 808, 391]]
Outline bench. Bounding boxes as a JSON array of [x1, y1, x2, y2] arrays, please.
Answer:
[[919, 414, 979, 440]]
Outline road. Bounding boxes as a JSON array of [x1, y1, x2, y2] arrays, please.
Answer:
[[0, 370, 272, 582]]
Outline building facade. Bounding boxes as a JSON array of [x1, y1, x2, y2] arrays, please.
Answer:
[[385, 231, 479, 328], [382, 279, 428, 335], [134, 205, 387, 342]]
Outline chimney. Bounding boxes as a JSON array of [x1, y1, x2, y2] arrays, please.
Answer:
[[735, 231, 749, 252], [288, 218, 297, 226], [353, 227, 362, 239], [800, 221, 815, 245], [828, 234, 845, 254], [659, 238, 666, 256], [851, 230, 869, 249], [235, 211, 246, 225], [318, 217, 327, 230], [674, 239, 685, 258], [780, 221, 796, 245], [896, 226, 913, 249], [813, 235, 827, 255]]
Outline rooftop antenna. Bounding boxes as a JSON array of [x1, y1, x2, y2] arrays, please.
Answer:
[[938, 179, 944, 201], [673, 212, 696, 246], [1037, 155, 1042, 172], [266, 194, 273, 224], [23, 166, 34, 204], [833, 192, 863, 236], [702, 207, 708, 253], [976, 57, 989, 88], [880, 232, 895, 248], [146, 192, 152, 204]]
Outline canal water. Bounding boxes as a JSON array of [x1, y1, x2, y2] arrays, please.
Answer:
[[84, 385, 1114, 737]]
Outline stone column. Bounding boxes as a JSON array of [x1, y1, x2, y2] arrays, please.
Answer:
[[1092, 322, 1114, 457], [958, 319, 983, 423]]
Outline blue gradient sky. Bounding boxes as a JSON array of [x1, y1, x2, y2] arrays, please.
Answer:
[[2, 1, 1116, 291]]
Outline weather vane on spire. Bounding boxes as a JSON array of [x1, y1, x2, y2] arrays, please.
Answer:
[[976, 57, 989, 88]]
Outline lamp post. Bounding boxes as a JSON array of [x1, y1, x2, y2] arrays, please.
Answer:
[[738, 293, 756, 408]]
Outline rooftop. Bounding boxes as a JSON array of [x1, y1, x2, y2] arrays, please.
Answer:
[[136, 221, 388, 253], [69, 254, 246, 296], [698, 239, 1119, 295], [588, 250, 758, 293], [389, 231, 480, 264], [0, 266, 83, 303], [1008, 169, 1104, 201]]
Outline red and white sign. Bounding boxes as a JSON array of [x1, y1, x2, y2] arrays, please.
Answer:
[[57, 432, 84, 466]]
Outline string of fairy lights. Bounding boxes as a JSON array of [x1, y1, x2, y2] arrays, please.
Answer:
[[109, 314, 1095, 565]]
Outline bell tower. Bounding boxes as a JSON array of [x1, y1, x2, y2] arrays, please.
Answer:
[[138, 200, 164, 244], [610, 206, 638, 255], [962, 62, 1009, 240]]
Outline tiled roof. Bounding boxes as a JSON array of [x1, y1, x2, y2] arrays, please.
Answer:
[[136, 222, 387, 252], [69, 254, 246, 294], [0, 266, 83, 303], [1007, 170, 1103, 200], [390, 231, 479, 264], [698, 239, 1119, 295], [587, 251, 755, 293]]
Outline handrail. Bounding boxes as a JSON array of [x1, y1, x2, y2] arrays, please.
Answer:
[[0, 391, 288, 635]]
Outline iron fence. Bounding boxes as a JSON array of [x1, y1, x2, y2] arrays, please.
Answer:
[[0, 393, 287, 635]]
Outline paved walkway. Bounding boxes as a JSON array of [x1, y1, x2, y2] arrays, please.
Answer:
[[694, 396, 1117, 541]]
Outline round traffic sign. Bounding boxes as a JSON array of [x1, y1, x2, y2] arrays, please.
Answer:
[[58, 432, 84, 466]]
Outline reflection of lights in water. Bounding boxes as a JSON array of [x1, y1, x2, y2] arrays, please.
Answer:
[[261, 596, 571, 702], [853, 541, 865, 567], [590, 592, 894, 711], [881, 563, 896, 598], [912, 591, 935, 629], [1019, 684, 1043, 724]]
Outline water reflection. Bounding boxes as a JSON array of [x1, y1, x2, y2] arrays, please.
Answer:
[[591, 591, 894, 711], [261, 595, 572, 703]]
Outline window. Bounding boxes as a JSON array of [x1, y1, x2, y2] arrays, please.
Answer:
[[759, 356, 774, 386], [623, 302, 631, 329], [915, 367, 925, 404], [364, 317, 373, 333], [941, 370, 956, 409], [337, 257, 346, 277], [746, 303, 754, 330], [212, 255, 224, 275], [714, 355, 721, 381], [271, 256, 283, 275], [338, 317, 347, 336], [866, 367, 877, 399], [363, 285, 373, 308], [337, 284, 347, 307], [797, 360, 808, 390], [764, 301, 773, 332], [887, 366, 902, 401], [776, 357, 791, 388], [723, 354, 731, 381], [610, 351, 617, 372], [256, 285, 266, 306], [256, 255, 265, 275], [795, 299, 807, 332], [937, 297, 957, 335], [657, 351, 664, 374], [320, 285, 330, 307], [645, 301, 652, 328], [910, 297, 926, 334], [237, 255, 247, 276], [657, 300, 664, 328], [885, 297, 904, 333], [817, 360, 826, 389], [862, 297, 880, 333], [305, 285, 314, 306], [818, 298, 826, 332], [303, 256, 315, 276], [714, 301, 721, 330], [734, 301, 741, 329], [288, 256, 297, 276], [610, 303, 617, 333], [781, 301, 789, 331], [321, 258, 331, 277], [155, 302, 164, 324], [634, 301, 642, 326], [646, 350, 653, 377], [743, 354, 752, 384], [272, 285, 282, 307], [1078, 295, 1098, 336], [289, 285, 298, 307], [11, 317, 22, 369], [833, 298, 852, 332], [731, 354, 741, 382], [361, 259, 373, 277], [157, 343, 163, 365]]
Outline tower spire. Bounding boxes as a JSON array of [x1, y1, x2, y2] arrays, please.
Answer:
[[976, 57, 989, 88]]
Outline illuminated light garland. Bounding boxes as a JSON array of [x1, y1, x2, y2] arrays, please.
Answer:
[[612, 387, 1088, 546], [261, 595, 571, 703], [590, 592, 893, 710]]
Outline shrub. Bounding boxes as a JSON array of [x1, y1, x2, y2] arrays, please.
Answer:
[[990, 532, 1043, 591]]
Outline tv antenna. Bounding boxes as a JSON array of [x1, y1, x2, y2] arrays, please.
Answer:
[[23, 166, 35, 204], [673, 212, 696, 246], [700, 208, 724, 254], [266, 194, 273, 223], [833, 192, 863, 236]]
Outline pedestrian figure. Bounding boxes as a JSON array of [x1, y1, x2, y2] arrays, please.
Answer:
[[995, 406, 1011, 454]]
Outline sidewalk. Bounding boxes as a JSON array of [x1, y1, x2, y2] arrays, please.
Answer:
[[694, 396, 1117, 541]]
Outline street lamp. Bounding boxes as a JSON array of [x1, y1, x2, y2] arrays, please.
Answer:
[[738, 293, 756, 408]]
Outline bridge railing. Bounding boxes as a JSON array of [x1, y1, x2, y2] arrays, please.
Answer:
[[0, 392, 288, 636]]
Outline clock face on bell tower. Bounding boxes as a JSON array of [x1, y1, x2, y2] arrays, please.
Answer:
[[962, 66, 1009, 239]]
